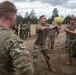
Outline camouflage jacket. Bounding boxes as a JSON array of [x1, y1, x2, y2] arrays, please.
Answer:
[[0, 26, 34, 75]]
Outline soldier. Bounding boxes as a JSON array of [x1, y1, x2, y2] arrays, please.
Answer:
[[18, 23, 21, 37], [27, 21, 31, 37], [65, 16, 76, 65], [0, 1, 34, 75], [22, 24, 28, 40], [18, 22, 23, 39], [33, 15, 56, 72], [65, 21, 70, 52], [47, 21, 60, 53], [13, 24, 18, 35]]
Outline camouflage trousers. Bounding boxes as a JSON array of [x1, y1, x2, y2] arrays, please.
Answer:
[[65, 38, 74, 50], [66, 39, 75, 63], [47, 37, 55, 52], [27, 30, 31, 37], [33, 44, 51, 67], [65, 35, 69, 51]]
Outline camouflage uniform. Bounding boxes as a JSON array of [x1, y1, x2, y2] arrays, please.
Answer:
[[65, 25, 69, 51], [27, 23, 31, 37], [47, 27, 59, 53], [33, 24, 51, 68], [0, 26, 34, 75], [66, 24, 76, 49], [13, 24, 18, 35], [20, 24, 23, 39], [65, 24, 76, 63], [22, 24, 28, 40]]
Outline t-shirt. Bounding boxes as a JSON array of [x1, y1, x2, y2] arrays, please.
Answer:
[[67, 24, 76, 40], [35, 24, 49, 45]]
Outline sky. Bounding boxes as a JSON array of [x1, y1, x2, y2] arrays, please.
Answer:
[[0, 0, 76, 18]]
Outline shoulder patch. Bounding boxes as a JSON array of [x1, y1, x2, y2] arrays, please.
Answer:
[[20, 44, 26, 49]]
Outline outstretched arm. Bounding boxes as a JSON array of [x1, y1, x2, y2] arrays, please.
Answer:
[[39, 25, 57, 31]]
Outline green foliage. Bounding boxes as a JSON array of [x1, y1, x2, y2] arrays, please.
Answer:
[[16, 14, 24, 24], [63, 15, 70, 24], [51, 8, 59, 22], [63, 14, 76, 24], [47, 18, 51, 24], [16, 10, 38, 24], [47, 8, 59, 24], [16, 9, 76, 25]]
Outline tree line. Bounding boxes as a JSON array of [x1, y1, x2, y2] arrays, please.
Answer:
[[16, 8, 76, 24]]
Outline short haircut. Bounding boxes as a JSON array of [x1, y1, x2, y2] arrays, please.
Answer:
[[39, 15, 45, 21], [0, 1, 17, 19]]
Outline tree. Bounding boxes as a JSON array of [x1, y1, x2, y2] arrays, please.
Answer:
[[63, 15, 70, 24], [23, 12, 30, 24], [29, 9, 38, 24], [51, 8, 59, 23], [16, 10, 38, 24], [47, 17, 51, 24], [16, 13, 24, 24], [25, 12, 29, 18], [30, 10, 35, 18]]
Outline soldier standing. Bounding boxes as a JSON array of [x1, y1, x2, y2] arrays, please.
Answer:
[[65, 22, 70, 52], [0, 1, 34, 75], [33, 15, 56, 72], [18, 22, 23, 39], [65, 16, 76, 65], [47, 21, 60, 53], [13, 24, 18, 35], [22, 24, 28, 40], [18, 23, 21, 37], [27, 21, 31, 37]]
